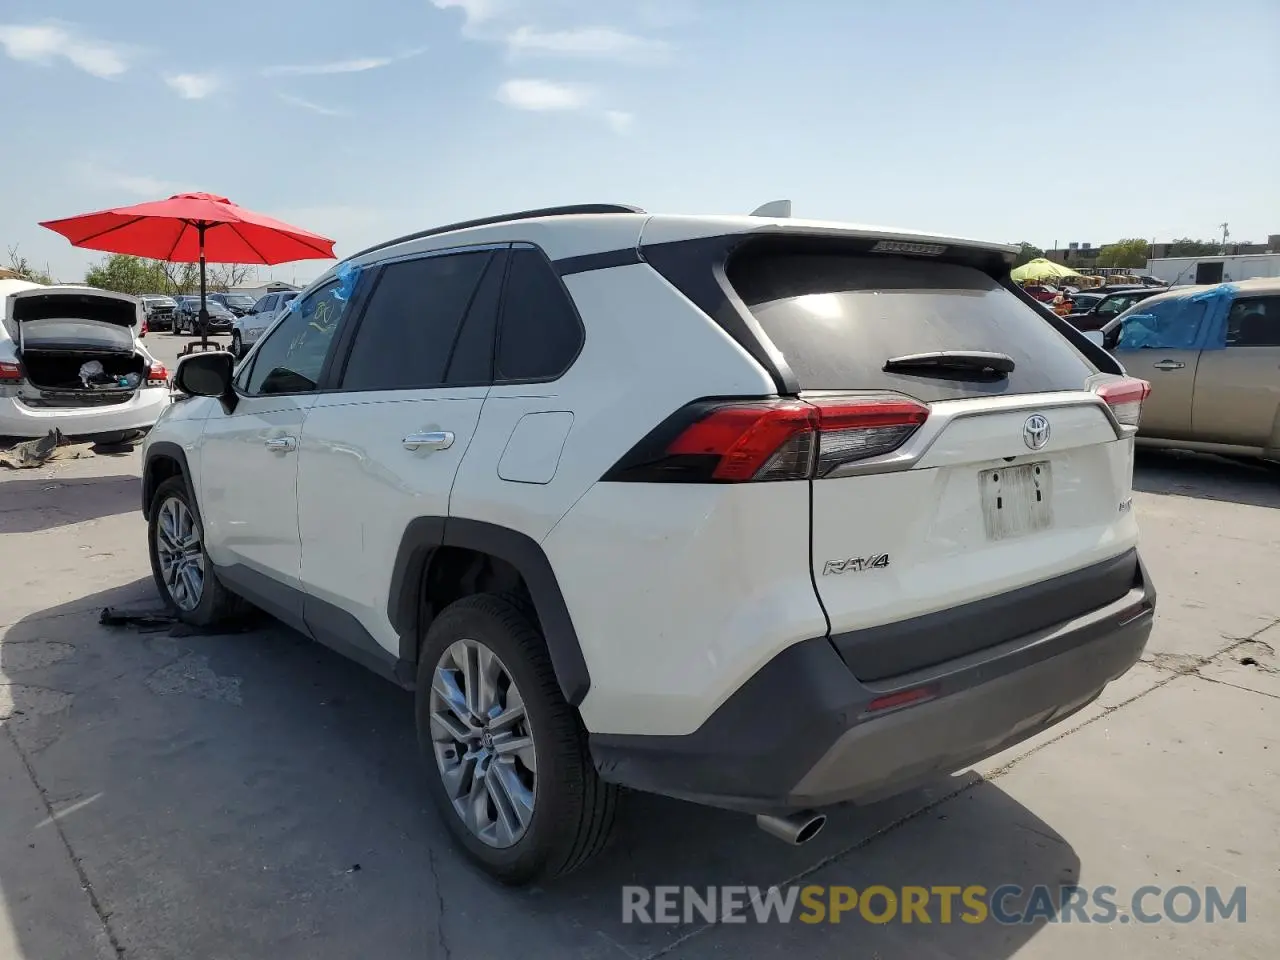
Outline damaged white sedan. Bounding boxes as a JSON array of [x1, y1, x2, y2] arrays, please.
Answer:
[[0, 280, 171, 441]]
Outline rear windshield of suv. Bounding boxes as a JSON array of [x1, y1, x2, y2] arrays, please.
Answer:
[[727, 251, 1097, 402]]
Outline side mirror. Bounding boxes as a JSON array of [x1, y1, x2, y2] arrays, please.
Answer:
[[1083, 331, 1105, 347], [246, 307, 257, 315], [173, 351, 238, 412]]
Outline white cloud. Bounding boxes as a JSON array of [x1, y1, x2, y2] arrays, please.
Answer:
[[506, 25, 669, 62], [262, 51, 423, 76], [70, 161, 194, 198], [277, 92, 347, 117], [496, 78, 593, 112], [0, 22, 128, 78], [603, 109, 634, 133], [164, 72, 221, 100], [430, 0, 509, 28]]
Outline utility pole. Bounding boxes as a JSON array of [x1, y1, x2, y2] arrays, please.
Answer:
[[1220, 222, 1230, 251]]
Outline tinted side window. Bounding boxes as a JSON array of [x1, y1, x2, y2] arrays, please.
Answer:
[[1226, 297, 1280, 347], [1096, 296, 1126, 316], [495, 248, 583, 382], [244, 282, 347, 395], [445, 250, 506, 385], [259, 295, 277, 313], [341, 251, 492, 392]]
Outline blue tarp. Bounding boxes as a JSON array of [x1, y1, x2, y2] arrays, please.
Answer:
[[1116, 283, 1236, 352]]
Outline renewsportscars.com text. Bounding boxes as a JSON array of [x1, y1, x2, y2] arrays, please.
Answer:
[[622, 884, 1247, 926]]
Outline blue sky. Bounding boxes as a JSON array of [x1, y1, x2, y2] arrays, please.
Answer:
[[2, 0, 1277, 284]]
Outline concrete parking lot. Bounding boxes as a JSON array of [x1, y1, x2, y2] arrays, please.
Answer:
[[2, 331, 1278, 959]]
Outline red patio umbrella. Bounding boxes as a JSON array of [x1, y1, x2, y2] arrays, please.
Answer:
[[40, 192, 336, 353]]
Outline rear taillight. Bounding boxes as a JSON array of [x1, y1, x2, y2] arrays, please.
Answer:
[[666, 400, 815, 481], [1095, 377, 1150, 428], [605, 394, 930, 483], [0, 361, 23, 383], [809, 397, 930, 476], [147, 363, 169, 387]]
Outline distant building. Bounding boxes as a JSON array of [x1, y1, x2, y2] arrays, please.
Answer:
[[1045, 233, 1279, 270], [1144, 253, 1280, 287]]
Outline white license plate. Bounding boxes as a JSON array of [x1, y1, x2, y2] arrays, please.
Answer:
[[979, 461, 1053, 541]]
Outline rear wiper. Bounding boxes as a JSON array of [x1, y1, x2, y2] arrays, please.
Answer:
[[883, 351, 1016, 377]]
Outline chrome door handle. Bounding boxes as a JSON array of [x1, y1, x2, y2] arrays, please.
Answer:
[[403, 431, 455, 452], [1152, 360, 1185, 371], [264, 436, 297, 453]]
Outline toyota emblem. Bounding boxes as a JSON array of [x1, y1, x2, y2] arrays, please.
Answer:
[[1023, 414, 1051, 451]]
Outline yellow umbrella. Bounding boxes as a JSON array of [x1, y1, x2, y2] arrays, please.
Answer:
[[1010, 258, 1085, 283]]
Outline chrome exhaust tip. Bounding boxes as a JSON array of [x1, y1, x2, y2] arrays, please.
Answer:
[[756, 810, 827, 845]]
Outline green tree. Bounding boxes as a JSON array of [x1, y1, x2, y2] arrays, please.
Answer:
[[5, 245, 54, 284], [84, 254, 170, 295], [1167, 238, 1221, 257], [83, 255, 203, 295], [1096, 238, 1149, 269], [158, 261, 200, 295], [1013, 242, 1044, 268]]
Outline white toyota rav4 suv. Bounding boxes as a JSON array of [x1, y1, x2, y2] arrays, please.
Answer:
[[142, 204, 1156, 884]]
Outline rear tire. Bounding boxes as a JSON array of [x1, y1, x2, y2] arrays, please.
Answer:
[[416, 594, 617, 885], [147, 477, 243, 626]]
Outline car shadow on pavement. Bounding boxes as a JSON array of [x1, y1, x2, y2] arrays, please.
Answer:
[[0, 475, 142, 534], [1134, 449, 1280, 509], [1, 578, 1080, 960]]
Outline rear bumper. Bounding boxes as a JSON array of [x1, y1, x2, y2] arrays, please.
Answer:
[[0, 388, 170, 439], [590, 554, 1155, 815]]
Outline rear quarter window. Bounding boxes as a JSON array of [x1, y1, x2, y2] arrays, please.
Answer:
[[728, 252, 1097, 402]]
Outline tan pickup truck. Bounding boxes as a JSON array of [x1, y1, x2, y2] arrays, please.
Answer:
[[1093, 278, 1280, 462]]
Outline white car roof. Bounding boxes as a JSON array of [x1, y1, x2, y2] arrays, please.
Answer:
[[309, 205, 1017, 292]]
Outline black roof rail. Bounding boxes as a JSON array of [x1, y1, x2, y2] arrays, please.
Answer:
[[347, 203, 646, 261]]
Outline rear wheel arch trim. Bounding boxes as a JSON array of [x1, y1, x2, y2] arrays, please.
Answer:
[[389, 517, 591, 706], [142, 441, 200, 523]]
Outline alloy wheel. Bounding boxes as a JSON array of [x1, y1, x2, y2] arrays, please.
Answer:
[[429, 639, 538, 848], [155, 496, 205, 611]]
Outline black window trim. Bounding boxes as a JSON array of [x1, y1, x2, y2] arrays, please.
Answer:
[[324, 241, 514, 395], [491, 241, 588, 387], [233, 277, 369, 400]]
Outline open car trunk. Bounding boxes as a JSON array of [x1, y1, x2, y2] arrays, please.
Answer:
[[18, 351, 149, 406], [5, 287, 150, 407]]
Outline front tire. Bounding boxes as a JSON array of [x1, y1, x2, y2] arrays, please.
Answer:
[[231, 333, 243, 358], [147, 477, 242, 626], [416, 594, 617, 885]]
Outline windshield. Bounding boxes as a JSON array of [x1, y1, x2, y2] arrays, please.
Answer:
[[728, 250, 1096, 402], [225, 296, 255, 307]]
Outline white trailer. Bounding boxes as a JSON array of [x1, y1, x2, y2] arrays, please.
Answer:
[[1144, 253, 1280, 287]]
